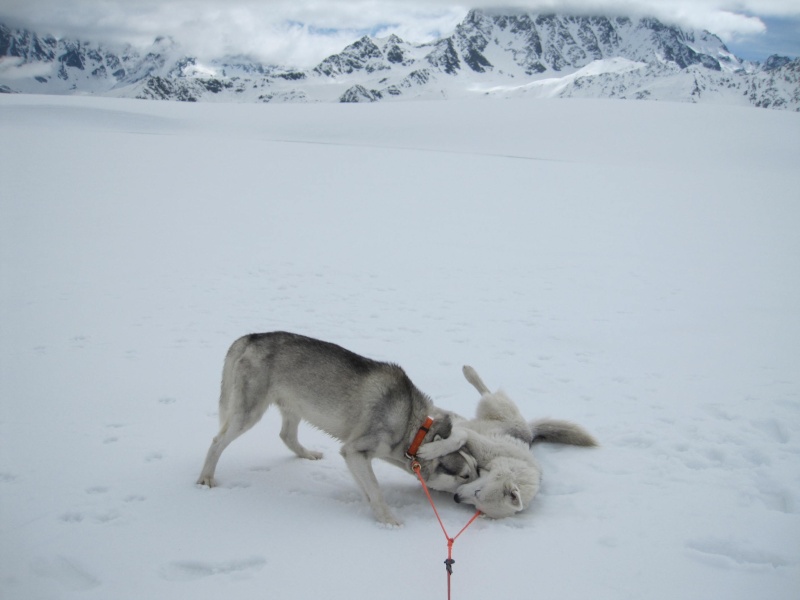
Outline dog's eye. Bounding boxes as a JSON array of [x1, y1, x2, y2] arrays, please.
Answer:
[[459, 473, 470, 480], [436, 464, 456, 476]]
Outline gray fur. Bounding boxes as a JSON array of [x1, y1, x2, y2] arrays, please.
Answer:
[[196, 332, 470, 526], [197, 332, 477, 525], [531, 418, 598, 447]]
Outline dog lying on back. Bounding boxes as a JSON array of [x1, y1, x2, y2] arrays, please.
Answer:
[[418, 365, 597, 518]]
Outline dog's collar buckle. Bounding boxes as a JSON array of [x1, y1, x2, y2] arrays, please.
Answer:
[[405, 416, 434, 466]]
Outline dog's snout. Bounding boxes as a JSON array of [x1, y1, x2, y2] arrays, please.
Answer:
[[454, 494, 461, 504]]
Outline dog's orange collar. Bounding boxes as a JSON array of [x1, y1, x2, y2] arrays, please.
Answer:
[[406, 416, 434, 462]]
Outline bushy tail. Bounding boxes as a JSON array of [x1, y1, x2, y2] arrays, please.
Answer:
[[530, 419, 598, 447]]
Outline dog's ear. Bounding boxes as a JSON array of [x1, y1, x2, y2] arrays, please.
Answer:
[[429, 414, 453, 441]]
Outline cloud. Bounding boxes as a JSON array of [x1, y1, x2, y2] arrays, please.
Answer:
[[0, 56, 54, 79], [1, 1, 798, 65], [1, 1, 467, 65]]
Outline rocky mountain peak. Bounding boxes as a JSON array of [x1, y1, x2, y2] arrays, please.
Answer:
[[0, 23, 57, 62], [0, 11, 797, 110]]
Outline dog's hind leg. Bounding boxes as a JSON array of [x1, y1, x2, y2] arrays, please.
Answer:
[[463, 365, 491, 395], [197, 355, 271, 487], [278, 409, 323, 460], [196, 413, 256, 487]]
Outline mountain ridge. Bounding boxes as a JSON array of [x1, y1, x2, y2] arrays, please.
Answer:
[[1, 9, 798, 110]]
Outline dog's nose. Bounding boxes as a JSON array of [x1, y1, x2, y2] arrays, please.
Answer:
[[454, 494, 461, 504]]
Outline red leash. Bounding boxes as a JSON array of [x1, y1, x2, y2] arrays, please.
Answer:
[[407, 418, 482, 600], [412, 461, 481, 599]]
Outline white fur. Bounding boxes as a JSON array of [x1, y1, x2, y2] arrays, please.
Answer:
[[418, 365, 596, 518]]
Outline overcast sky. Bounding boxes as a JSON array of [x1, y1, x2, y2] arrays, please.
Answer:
[[1, 1, 799, 65]]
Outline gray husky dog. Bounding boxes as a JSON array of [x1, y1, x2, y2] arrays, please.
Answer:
[[196, 332, 476, 525], [418, 365, 597, 518]]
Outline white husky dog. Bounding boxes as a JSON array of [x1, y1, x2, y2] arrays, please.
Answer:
[[418, 366, 597, 518]]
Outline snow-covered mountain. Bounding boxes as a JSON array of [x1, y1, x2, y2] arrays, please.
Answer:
[[1, 9, 798, 109]]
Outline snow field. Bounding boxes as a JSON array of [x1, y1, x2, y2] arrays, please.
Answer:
[[1, 94, 799, 599]]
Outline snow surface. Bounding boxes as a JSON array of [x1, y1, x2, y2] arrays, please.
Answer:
[[1, 94, 799, 600]]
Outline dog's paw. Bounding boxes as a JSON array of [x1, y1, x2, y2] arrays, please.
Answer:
[[195, 476, 216, 488], [416, 443, 443, 460], [375, 514, 403, 528], [300, 450, 323, 460], [418, 429, 468, 459]]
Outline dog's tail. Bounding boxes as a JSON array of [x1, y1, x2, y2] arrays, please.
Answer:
[[530, 419, 598, 447], [462, 365, 491, 396]]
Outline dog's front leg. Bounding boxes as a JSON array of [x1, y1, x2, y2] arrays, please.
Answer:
[[340, 445, 401, 526], [416, 427, 469, 460]]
